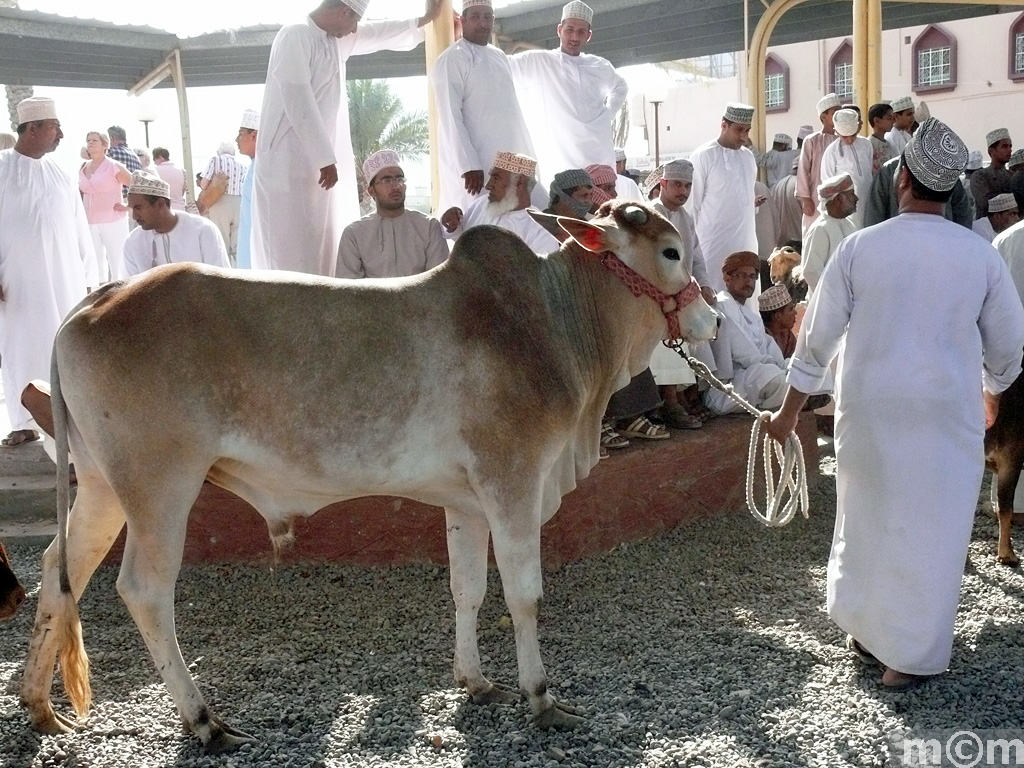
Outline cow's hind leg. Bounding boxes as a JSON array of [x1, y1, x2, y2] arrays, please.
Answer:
[[115, 473, 253, 751], [489, 511, 583, 729], [993, 454, 1024, 566], [445, 507, 516, 706], [22, 472, 126, 734]]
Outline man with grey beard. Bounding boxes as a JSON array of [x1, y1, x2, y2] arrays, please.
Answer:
[[440, 151, 559, 254]]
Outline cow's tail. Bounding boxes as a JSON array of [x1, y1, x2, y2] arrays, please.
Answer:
[[51, 331, 91, 719]]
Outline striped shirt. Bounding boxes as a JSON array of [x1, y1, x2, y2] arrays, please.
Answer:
[[202, 153, 247, 196]]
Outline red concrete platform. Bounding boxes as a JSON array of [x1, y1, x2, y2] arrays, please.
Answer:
[[103, 413, 818, 569]]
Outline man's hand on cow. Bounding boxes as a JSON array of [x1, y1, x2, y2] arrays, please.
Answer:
[[441, 207, 463, 233], [700, 286, 717, 305], [463, 170, 485, 196], [985, 389, 1001, 429], [798, 197, 814, 217], [319, 164, 339, 190]]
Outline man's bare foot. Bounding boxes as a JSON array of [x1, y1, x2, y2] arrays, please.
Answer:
[[881, 668, 930, 689], [1, 429, 39, 447]]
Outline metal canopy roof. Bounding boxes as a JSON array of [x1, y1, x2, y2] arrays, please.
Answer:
[[0, 0, 1001, 91]]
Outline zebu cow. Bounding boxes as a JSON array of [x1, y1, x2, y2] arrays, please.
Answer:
[[985, 369, 1024, 566], [22, 202, 718, 750], [0, 538, 26, 620]]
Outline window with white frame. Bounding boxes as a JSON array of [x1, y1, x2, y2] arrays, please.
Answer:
[[913, 24, 956, 93], [765, 72, 785, 109], [834, 62, 854, 99], [1016, 31, 1024, 75], [918, 46, 951, 87]]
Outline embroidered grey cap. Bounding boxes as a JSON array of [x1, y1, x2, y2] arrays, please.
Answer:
[[797, 124, 814, 140], [904, 117, 968, 193], [551, 168, 593, 191], [128, 170, 170, 199], [966, 150, 984, 171], [614, 147, 627, 162], [772, 133, 792, 147], [986, 128, 1010, 147], [724, 102, 754, 125], [988, 193, 1018, 214], [1008, 149, 1024, 171], [662, 159, 694, 182]]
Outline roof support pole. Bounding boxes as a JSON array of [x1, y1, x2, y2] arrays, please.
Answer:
[[425, 0, 454, 215], [129, 49, 196, 208], [852, 0, 868, 126], [866, 0, 883, 109], [746, 0, 810, 151]]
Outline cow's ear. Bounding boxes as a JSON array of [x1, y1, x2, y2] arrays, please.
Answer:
[[527, 208, 564, 238], [558, 218, 608, 253]]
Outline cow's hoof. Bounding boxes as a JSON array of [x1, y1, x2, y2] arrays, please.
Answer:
[[998, 553, 1020, 568], [470, 682, 518, 706], [204, 716, 255, 753], [32, 709, 77, 735], [534, 702, 584, 730]]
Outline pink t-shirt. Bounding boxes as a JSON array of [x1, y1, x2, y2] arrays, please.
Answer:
[[79, 158, 126, 225]]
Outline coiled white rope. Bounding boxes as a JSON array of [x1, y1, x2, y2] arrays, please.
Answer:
[[664, 341, 810, 528]]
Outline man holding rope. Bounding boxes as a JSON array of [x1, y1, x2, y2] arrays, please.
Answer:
[[767, 117, 1024, 689]]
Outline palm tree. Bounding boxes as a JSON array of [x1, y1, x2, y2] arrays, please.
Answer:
[[1, 0, 33, 132], [347, 79, 428, 210]]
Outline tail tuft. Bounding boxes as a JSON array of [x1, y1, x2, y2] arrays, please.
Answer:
[[56, 592, 91, 719]]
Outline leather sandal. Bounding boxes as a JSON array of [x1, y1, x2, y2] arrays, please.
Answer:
[[600, 421, 629, 449], [618, 416, 670, 440]]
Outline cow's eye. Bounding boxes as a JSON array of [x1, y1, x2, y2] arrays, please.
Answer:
[[663, 248, 680, 261]]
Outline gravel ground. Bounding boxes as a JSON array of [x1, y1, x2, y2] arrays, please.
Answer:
[[2, 447, 1024, 768]]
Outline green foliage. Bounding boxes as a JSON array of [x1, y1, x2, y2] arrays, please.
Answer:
[[347, 79, 428, 197]]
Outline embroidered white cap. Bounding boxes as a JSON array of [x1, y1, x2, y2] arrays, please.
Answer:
[[561, 1, 593, 24], [890, 95, 914, 113], [362, 149, 402, 185], [240, 109, 260, 130], [493, 151, 537, 177], [16, 96, 58, 124], [988, 193, 1018, 214], [341, 0, 370, 15], [816, 93, 841, 115], [833, 109, 860, 137], [128, 170, 170, 199]]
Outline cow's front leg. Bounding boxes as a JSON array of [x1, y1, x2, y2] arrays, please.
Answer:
[[489, 513, 583, 729], [445, 507, 516, 705]]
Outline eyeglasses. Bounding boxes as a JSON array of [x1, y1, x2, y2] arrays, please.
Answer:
[[374, 175, 406, 187]]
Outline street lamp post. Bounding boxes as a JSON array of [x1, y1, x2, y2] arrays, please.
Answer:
[[136, 99, 158, 148], [645, 83, 669, 168], [651, 100, 663, 167]]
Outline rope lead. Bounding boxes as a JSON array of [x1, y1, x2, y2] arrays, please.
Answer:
[[665, 340, 810, 527]]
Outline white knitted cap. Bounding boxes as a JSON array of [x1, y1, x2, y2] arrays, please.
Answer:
[[988, 193, 1018, 214], [816, 93, 841, 115], [833, 109, 860, 137]]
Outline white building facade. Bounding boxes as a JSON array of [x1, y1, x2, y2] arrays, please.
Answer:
[[635, 10, 1024, 162]]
